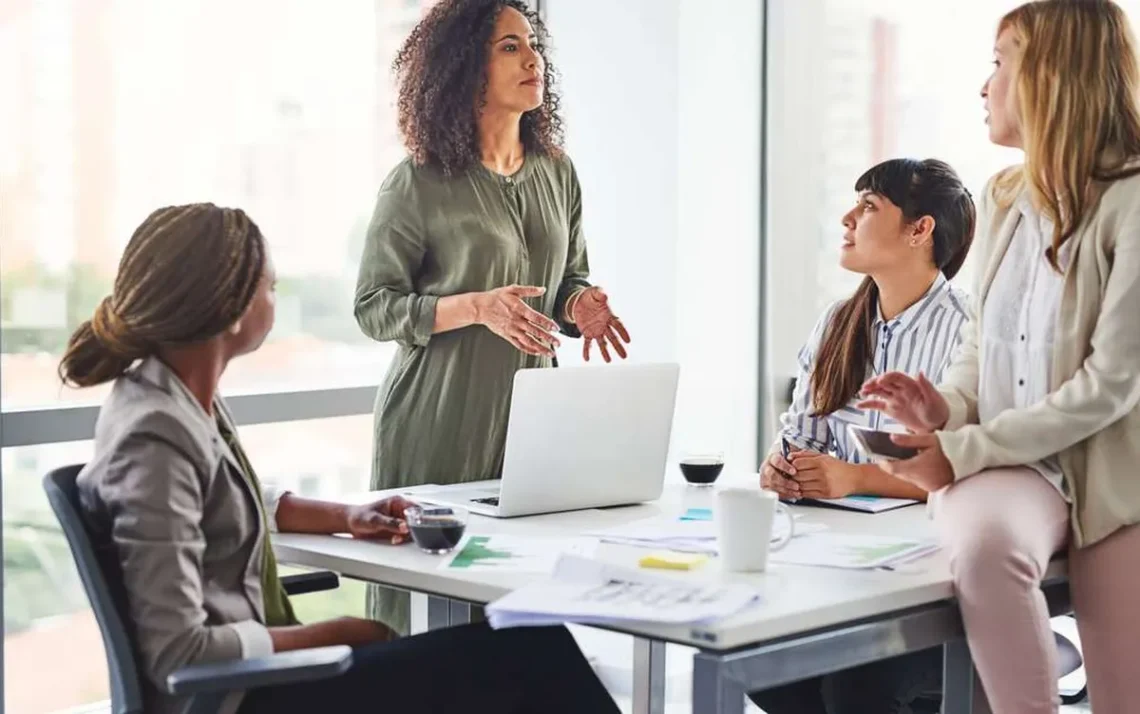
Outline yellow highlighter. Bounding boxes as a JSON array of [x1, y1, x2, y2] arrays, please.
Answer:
[[638, 551, 709, 571]]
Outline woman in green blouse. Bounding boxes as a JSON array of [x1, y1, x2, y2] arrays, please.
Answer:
[[355, 0, 630, 633]]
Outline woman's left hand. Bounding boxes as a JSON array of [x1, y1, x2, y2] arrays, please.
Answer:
[[880, 433, 955, 492], [789, 452, 862, 499], [346, 495, 413, 544], [570, 286, 631, 363]]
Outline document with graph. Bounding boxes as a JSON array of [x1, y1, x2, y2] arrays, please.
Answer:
[[486, 555, 759, 629]]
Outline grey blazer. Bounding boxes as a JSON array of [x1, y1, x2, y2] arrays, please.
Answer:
[[78, 357, 285, 714]]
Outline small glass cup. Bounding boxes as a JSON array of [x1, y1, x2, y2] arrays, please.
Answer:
[[403, 504, 469, 554], [678, 452, 725, 488]]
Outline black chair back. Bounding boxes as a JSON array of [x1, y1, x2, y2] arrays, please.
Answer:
[[43, 465, 145, 714]]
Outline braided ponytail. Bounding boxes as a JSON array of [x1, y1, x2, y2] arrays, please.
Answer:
[[59, 203, 266, 388]]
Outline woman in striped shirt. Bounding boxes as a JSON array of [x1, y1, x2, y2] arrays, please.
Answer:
[[751, 157, 975, 714]]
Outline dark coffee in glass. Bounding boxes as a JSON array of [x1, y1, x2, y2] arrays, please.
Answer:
[[679, 456, 724, 486]]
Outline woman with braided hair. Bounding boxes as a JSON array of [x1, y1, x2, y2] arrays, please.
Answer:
[[64, 203, 619, 714], [356, 0, 632, 634]]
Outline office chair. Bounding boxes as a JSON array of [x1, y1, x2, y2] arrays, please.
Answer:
[[44, 464, 353, 714]]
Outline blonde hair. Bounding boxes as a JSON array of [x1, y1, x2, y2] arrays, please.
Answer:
[[995, 0, 1140, 270], [59, 204, 266, 388]]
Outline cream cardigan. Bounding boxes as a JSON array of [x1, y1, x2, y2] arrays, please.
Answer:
[[937, 168, 1140, 548]]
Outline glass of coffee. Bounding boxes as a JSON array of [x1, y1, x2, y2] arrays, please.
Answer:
[[679, 452, 725, 487], [404, 504, 469, 554]]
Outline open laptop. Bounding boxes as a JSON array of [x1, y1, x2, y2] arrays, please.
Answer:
[[416, 363, 679, 518]]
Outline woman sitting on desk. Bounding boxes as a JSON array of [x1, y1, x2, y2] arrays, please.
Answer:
[[63, 203, 619, 714], [751, 158, 975, 714]]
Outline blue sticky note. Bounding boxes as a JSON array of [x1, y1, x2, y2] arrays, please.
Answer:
[[679, 508, 713, 522]]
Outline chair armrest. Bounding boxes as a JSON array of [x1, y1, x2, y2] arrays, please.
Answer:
[[281, 571, 340, 595], [166, 646, 353, 696]]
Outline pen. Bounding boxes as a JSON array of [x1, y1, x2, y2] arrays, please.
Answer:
[[780, 437, 801, 503]]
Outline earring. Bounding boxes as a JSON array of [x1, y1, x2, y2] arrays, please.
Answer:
[[228, 321, 242, 335]]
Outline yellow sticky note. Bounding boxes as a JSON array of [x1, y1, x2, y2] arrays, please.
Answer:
[[638, 552, 709, 571]]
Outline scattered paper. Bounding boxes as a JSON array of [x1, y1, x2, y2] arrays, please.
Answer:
[[770, 532, 938, 569], [486, 555, 760, 629], [441, 535, 598, 573], [586, 514, 826, 554]]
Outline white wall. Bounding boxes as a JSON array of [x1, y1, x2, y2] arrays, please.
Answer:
[[763, 0, 828, 445], [675, 0, 762, 475], [546, 0, 762, 478], [547, 0, 681, 367]]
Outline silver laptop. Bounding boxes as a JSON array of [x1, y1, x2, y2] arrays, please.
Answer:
[[416, 363, 679, 517]]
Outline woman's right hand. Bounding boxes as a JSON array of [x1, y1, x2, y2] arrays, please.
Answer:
[[760, 450, 801, 500], [474, 285, 561, 357], [858, 371, 950, 434]]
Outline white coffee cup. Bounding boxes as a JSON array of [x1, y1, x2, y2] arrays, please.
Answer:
[[715, 487, 795, 572]]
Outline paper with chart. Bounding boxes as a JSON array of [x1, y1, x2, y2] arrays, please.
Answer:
[[440, 535, 598, 573], [486, 555, 760, 629], [586, 513, 826, 554], [769, 532, 939, 569]]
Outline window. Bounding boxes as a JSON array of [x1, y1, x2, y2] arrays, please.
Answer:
[[0, 0, 443, 412], [1, 2, 443, 710], [763, 0, 1140, 441]]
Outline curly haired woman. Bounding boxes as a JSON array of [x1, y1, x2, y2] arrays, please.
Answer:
[[355, 0, 631, 634]]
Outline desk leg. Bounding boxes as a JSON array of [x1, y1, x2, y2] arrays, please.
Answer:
[[426, 595, 452, 631], [420, 595, 485, 632], [692, 651, 746, 714], [632, 638, 666, 714], [448, 600, 485, 625], [943, 639, 992, 714]]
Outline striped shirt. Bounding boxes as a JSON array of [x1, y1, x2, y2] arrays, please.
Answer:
[[778, 273, 972, 464]]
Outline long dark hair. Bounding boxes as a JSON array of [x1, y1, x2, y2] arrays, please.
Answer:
[[394, 0, 564, 175], [810, 159, 976, 416]]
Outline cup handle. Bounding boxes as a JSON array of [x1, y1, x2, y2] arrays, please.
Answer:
[[770, 502, 795, 551]]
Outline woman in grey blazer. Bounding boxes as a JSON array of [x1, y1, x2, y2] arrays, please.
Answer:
[[61, 202, 618, 714]]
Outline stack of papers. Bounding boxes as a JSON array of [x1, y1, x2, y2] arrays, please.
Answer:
[[486, 555, 760, 629], [770, 532, 939, 569], [587, 514, 825, 554]]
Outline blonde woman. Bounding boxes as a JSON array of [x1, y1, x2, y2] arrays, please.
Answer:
[[861, 1, 1140, 712]]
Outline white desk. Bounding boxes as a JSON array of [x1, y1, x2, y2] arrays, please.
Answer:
[[273, 481, 1070, 714]]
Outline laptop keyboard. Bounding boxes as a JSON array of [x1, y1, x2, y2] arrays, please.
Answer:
[[472, 496, 500, 506]]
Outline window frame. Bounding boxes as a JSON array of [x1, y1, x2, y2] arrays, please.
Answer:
[[0, 385, 379, 448]]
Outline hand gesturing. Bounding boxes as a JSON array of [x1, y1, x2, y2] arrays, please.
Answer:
[[570, 287, 630, 363]]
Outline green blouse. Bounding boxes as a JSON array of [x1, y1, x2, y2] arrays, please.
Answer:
[[355, 152, 591, 492]]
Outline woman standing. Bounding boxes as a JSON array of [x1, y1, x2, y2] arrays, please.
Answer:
[[356, 0, 629, 634], [861, 2, 1140, 711]]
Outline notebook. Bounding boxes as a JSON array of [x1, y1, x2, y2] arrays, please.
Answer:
[[797, 495, 920, 514]]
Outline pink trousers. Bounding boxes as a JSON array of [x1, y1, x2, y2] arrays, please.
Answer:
[[932, 466, 1140, 714]]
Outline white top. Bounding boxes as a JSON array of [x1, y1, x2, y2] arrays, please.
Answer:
[[779, 273, 971, 462], [979, 196, 1069, 497], [273, 480, 1067, 650]]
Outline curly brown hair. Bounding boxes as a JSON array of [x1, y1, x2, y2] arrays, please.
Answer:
[[394, 0, 565, 175]]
